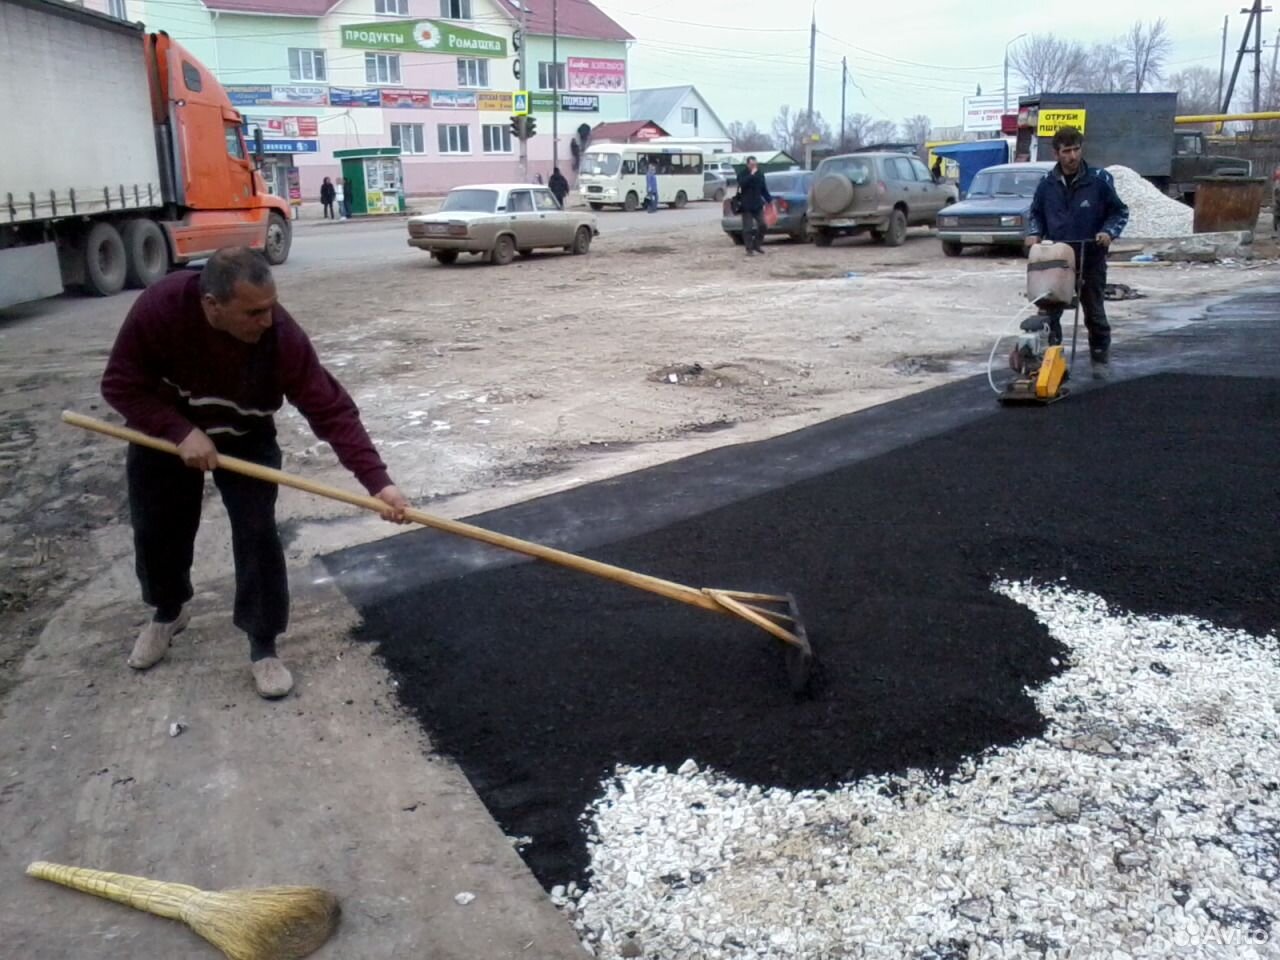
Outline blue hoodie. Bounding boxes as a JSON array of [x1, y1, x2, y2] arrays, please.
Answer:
[[1028, 161, 1129, 243]]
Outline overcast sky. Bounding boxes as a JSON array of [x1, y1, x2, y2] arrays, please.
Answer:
[[595, 0, 1250, 135]]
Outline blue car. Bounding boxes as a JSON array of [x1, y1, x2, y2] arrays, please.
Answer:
[[935, 162, 1055, 256], [722, 170, 815, 244]]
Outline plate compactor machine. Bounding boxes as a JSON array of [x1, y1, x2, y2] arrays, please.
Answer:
[[991, 241, 1082, 406]]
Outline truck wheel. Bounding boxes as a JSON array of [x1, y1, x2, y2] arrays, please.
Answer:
[[122, 219, 169, 289], [941, 240, 963, 257], [82, 222, 127, 297], [263, 212, 292, 265], [624, 191, 639, 212]]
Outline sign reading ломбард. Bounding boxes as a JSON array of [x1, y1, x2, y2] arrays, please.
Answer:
[[341, 19, 507, 58]]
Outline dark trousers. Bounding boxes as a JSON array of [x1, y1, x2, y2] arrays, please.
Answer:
[[741, 208, 765, 250], [1043, 244, 1111, 359], [127, 433, 288, 642], [322, 201, 335, 219]]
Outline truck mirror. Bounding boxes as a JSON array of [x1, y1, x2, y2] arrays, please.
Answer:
[[254, 128, 265, 166]]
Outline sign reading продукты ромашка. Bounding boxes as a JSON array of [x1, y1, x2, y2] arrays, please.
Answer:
[[1036, 109, 1088, 137], [340, 19, 507, 57]]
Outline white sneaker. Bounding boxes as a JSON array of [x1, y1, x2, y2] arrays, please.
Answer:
[[251, 657, 294, 699], [128, 609, 190, 670]]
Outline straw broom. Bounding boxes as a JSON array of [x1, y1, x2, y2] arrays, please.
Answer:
[[26, 861, 339, 960]]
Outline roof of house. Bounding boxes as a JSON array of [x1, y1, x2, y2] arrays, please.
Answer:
[[493, 0, 633, 41], [589, 120, 671, 142], [200, 0, 342, 15], [629, 86, 728, 135]]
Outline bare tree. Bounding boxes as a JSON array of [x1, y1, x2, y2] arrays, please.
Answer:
[[726, 120, 774, 152], [772, 106, 832, 161], [1168, 66, 1222, 115], [900, 115, 933, 156], [1120, 18, 1173, 94], [1077, 42, 1128, 93], [1009, 34, 1089, 94]]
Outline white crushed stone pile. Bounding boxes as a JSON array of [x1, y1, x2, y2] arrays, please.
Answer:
[[1107, 165, 1195, 239], [559, 581, 1280, 959]]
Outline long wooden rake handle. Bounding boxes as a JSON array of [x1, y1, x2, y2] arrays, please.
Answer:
[[63, 411, 731, 614]]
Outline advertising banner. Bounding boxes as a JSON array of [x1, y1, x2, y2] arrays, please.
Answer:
[[566, 57, 625, 93], [478, 92, 513, 111], [330, 86, 382, 107], [963, 95, 1007, 133], [270, 84, 329, 106], [286, 168, 302, 203], [559, 94, 599, 112], [245, 115, 319, 138], [226, 85, 274, 107], [431, 90, 477, 109], [381, 89, 432, 108], [1037, 109, 1088, 137], [260, 140, 319, 154], [341, 19, 507, 57]]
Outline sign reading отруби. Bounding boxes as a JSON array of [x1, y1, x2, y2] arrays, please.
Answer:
[[1037, 109, 1087, 137], [341, 19, 507, 58]]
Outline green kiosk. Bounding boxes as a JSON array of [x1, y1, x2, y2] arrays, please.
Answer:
[[334, 147, 405, 216]]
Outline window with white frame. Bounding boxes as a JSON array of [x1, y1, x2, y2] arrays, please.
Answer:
[[107, 0, 128, 19], [376, 0, 407, 13], [365, 53, 401, 85], [482, 124, 512, 154], [288, 48, 326, 81], [538, 61, 566, 90], [439, 0, 471, 17], [456, 59, 489, 88], [438, 124, 471, 154], [391, 123, 426, 155], [681, 107, 698, 125]]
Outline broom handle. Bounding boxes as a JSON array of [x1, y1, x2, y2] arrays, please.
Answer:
[[26, 861, 200, 921], [62, 412, 721, 615]]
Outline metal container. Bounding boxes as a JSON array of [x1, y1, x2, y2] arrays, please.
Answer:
[[1193, 176, 1267, 233]]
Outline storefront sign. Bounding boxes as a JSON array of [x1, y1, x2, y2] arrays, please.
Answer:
[[962, 95, 1006, 133], [1037, 109, 1087, 136], [559, 94, 599, 112], [226, 85, 274, 107], [340, 19, 507, 58], [245, 115, 319, 138], [478, 92, 513, 111], [330, 86, 382, 107], [431, 90, 477, 109], [381, 89, 431, 108], [531, 92, 557, 112], [270, 84, 329, 106], [566, 57, 625, 93], [260, 140, 319, 154]]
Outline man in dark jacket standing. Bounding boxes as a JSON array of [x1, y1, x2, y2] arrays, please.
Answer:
[[102, 247, 409, 700], [735, 156, 773, 255], [548, 167, 570, 208], [1026, 126, 1129, 374]]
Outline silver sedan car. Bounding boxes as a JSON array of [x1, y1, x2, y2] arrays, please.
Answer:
[[407, 183, 599, 266], [703, 172, 727, 202]]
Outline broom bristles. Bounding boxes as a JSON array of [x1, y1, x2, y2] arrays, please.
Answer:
[[27, 862, 340, 960]]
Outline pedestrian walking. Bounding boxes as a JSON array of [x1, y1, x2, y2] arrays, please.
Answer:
[[734, 156, 773, 255], [1026, 125, 1129, 376], [548, 167, 570, 208], [101, 247, 409, 700], [645, 164, 658, 213], [319, 177, 336, 219]]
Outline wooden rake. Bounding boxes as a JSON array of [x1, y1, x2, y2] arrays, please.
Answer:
[[64, 412, 814, 692]]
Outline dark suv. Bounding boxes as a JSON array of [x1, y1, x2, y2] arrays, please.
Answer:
[[807, 152, 958, 246]]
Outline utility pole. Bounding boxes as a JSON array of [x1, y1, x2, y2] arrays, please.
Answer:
[[839, 56, 847, 150], [1255, 0, 1265, 114], [1272, 28, 1280, 109], [1221, 0, 1270, 114], [1219, 15, 1229, 108], [806, 5, 815, 120], [552, 0, 558, 176], [518, 0, 528, 181]]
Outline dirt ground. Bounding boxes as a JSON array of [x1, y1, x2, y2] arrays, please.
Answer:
[[0, 212, 1277, 956]]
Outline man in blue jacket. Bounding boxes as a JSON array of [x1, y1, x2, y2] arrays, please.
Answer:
[[1026, 126, 1129, 374]]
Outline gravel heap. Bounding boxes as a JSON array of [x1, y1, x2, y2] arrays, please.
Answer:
[[1107, 165, 1195, 238], [562, 581, 1280, 959]]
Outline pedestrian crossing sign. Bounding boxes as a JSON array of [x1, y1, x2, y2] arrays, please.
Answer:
[[513, 90, 530, 116]]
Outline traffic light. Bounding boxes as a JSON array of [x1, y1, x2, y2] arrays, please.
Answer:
[[525, 115, 536, 138], [509, 115, 521, 139]]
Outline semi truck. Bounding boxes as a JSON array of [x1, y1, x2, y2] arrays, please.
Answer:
[[1, 0, 292, 309], [1015, 92, 1251, 205]]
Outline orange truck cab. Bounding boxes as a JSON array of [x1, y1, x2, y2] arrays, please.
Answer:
[[0, 0, 292, 307]]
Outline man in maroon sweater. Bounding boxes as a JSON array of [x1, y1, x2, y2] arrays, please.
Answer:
[[102, 247, 408, 699]]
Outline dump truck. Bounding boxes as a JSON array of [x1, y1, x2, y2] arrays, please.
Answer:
[[1014, 93, 1251, 205], [1, 0, 292, 308]]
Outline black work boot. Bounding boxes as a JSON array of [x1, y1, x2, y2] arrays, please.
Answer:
[[1090, 348, 1110, 380]]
